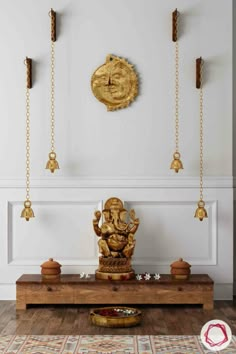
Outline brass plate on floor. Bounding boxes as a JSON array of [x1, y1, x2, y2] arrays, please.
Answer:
[[90, 306, 141, 327]]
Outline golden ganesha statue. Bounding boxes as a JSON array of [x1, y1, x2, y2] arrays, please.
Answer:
[[93, 197, 139, 280]]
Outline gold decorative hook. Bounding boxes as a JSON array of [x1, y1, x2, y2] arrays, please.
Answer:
[[25, 57, 32, 89], [50, 8, 56, 42], [172, 9, 179, 42], [196, 57, 203, 89]]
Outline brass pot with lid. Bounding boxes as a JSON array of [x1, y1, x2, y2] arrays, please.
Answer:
[[41, 258, 61, 279], [170, 258, 191, 280]]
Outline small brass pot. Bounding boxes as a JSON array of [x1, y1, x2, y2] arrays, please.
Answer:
[[171, 258, 191, 280], [41, 258, 61, 279]]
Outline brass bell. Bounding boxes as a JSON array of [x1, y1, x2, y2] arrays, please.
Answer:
[[170, 152, 183, 173], [21, 200, 35, 221], [46, 152, 59, 173], [194, 200, 208, 221]]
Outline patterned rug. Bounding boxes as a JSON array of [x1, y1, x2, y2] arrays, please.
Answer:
[[0, 335, 236, 353]]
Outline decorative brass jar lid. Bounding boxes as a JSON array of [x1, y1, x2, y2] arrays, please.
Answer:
[[90, 306, 141, 327], [170, 258, 191, 280], [41, 258, 61, 278]]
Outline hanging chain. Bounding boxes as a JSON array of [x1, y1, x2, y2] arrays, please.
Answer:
[[175, 40, 179, 152], [199, 63, 204, 201], [173, 11, 179, 153], [26, 87, 30, 201], [50, 40, 55, 152]]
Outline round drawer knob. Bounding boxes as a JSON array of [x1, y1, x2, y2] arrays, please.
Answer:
[[47, 286, 52, 292], [178, 287, 183, 291], [112, 286, 118, 292]]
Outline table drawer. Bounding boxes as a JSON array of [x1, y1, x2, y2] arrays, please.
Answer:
[[25, 284, 74, 304], [72, 283, 211, 305]]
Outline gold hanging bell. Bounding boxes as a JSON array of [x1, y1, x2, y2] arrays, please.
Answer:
[[170, 152, 183, 173], [194, 200, 208, 221], [21, 200, 35, 221], [46, 152, 59, 173]]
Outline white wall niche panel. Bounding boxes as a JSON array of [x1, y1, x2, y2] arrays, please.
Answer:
[[8, 201, 101, 266], [130, 201, 217, 266]]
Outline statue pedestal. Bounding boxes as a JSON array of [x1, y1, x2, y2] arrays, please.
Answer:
[[95, 270, 135, 280], [96, 256, 135, 280]]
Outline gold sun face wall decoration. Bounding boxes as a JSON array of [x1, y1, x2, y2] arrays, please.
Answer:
[[91, 55, 138, 111]]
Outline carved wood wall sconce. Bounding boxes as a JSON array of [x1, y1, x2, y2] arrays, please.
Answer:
[[194, 57, 208, 221], [46, 9, 59, 173], [21, 57, 35, 221], [91, 54, 138, 111], [170, 9, 183, 173]]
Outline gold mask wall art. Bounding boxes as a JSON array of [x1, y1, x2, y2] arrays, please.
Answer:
[[91, 55, 138, 111]]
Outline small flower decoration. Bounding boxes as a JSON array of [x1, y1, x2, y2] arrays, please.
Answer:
[[144, 273, 151, 280], [80, 272, 85, 278], [136, 274, 143, 281], [154, 273, 161, 280], [85, 274, 90, 278]]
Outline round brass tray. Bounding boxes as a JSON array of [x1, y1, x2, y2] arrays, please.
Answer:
[[90, 306, 141, 328]]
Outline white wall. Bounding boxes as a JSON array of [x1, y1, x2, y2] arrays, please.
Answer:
[[233, 0, 236, 296], [0, 0, 233, 300]]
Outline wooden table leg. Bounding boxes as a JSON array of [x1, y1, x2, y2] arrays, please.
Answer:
[[203, 298, 214, 310], [16, 300, 27, 310], [16, 285, 27, 310]]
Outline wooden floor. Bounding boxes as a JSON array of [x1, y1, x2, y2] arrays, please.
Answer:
[[1, 300, 236, 335]]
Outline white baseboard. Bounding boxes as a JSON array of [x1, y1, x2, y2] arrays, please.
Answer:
[[0, 284, 15, 300], [0, 283, 233, 301], [214, 283, 233, 300]]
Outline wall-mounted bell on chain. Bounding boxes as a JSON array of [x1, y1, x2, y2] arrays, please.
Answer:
[[46, 152, 59, 173], [170, 152, 183, 173], [21, 200, 35, 221], [194, 200, 208, 221]]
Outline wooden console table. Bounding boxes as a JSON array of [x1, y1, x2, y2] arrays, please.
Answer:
[[16, 274, 214, 310]]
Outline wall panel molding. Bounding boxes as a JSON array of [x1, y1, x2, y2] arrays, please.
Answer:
[[130, 200, 217, 266], [7, 200, 102, 266], [0, 176, 232, 190], [6, 199, 217, 267]]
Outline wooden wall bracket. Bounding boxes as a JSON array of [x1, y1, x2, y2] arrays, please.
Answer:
[[50, 8, 56, 42], [196, 57, 203, 89], [25, 57, 32, 89], [172, 9, 179, 42]]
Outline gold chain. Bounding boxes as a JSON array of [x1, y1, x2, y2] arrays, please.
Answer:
[[175, 40, 179, 152], [199, 75, 204, 201], [50, 40, 55, 152], [26, 87, 30, 201]]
